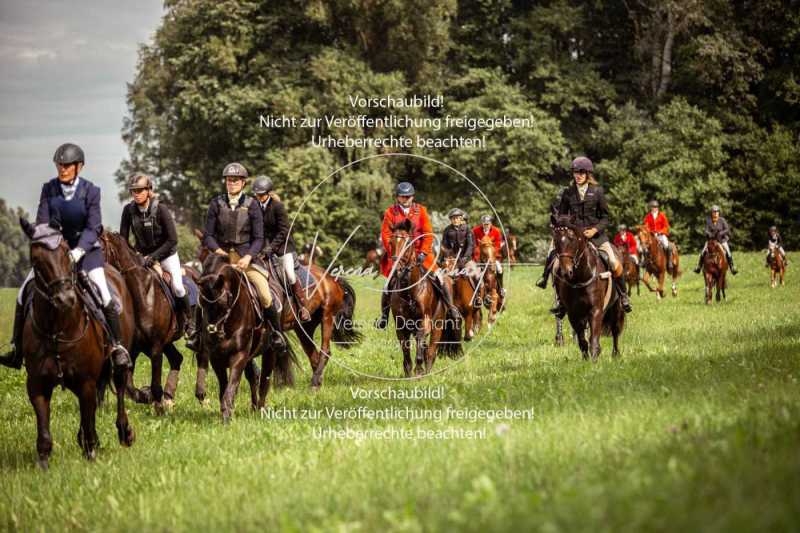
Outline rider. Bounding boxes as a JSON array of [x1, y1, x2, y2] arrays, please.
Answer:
[[0, 143, 132, 370], [693, 205, 737, 275], [252, 175, 311, 322], [551, 156, 632, 316], [194, 162, 285, 350], [613, 224, 639, 265], [441, 208, 481, 307], [766, 226, 788, 266], [119, 174, 193, 338], [375, 182, 461, 329], [643, 200, 672, 268], [472, 214, 505, 302]]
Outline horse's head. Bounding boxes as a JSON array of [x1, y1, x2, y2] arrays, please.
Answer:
[[198, 265, 239, 340], [479, 235, 496, 263], [100, 231, 142, 271], [389, 219, 416, 270], [21, 219, 77, 309], [636, 225, 653, 252], [552, 215, 585, 280]]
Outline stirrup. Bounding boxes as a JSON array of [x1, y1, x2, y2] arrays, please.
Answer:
[[110, 344, 132, 369], [549, 304, 566, 319]]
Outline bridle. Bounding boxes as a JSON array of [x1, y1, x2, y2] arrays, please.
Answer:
[[552, 226, 597, 288], [199, 265, 243, 338]]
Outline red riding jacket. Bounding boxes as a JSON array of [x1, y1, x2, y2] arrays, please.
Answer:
[[472, 225, 502, 261], [613, 230, 638, 256], [643, 211, 670, 235], [380, 203, 435, 277]]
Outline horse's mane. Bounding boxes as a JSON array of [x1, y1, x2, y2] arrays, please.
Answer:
[[391, 219, 413, 233], [103, 231, 144, 266]]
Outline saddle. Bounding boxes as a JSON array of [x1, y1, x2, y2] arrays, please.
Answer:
[[149, 264, 199, 307], [263, 256, 317, 314]]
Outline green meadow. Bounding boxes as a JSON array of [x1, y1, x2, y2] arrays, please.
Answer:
[[0, 252, 797, 532]]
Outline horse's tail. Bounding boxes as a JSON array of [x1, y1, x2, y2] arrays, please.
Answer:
[[274, 338, 299, 388], [332, 277, 363, 348], [438, 313, 464, 359]]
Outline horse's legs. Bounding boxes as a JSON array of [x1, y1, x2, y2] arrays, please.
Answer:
[[210, 355, 229, 410], [258, 348, 277, 409], [195, 347, 210, 405], [295, 324, 321, 388], [657, 271, 666, 299], [589, 309, 603, 361], [149, 346, 165, 415], [244, 358, 260, 412], [77, 379, 99, 460], [569, 315, 589, 359], [125, 353, 151, 404], [163, 343, 183, 404], [641, 270, 655, 292], [27, 376, 54, 470], [220, 352, 249, 423], [555, 316, 564, 347], [611, 317, 621, 357], [415, 314, 432, 375], [397, 328, 412, 377], [114, 366, 135, 447], [311, 311, 334, 388]]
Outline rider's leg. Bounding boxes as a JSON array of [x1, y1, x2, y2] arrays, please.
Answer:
[[722, 241, 737, 274], [86, 254, 132, 369], [243, 261, 286, 350], [601, 241, 631, 313], [496, 260, 505, 298], [436, 270, 462, 322], [161, 253, 191, 333], [536, 241, 556, 289], [0, 270, 33, 369], [283, 252, 310, 322], [694, 242, 708, 273], [375, 279, 392, 329]]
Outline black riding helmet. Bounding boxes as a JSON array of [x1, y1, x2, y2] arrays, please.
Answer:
[[53, 143, 85, 165], [396, 182, 415, 196], [252, 175, 273, 195]]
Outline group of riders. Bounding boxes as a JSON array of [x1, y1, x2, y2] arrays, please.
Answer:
[[0, 145, 791, 370]]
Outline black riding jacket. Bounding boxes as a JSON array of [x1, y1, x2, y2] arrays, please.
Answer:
[[120, 199, 178, 260]]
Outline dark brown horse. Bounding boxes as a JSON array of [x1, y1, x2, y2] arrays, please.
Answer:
[[702, 239, 727, 304], [768, 243, 786, 288], [193, 230, 362, 391], [19, 221, 135, 467], [197, 254, 293, 422], [616, 245, 640, 296], [477, 235, 502, 324], [364, 248, 382, 278], [100, 231, 185, 412], [387, 220, 462, 376], [502, 232, 518, 268], [636, 225, 680, 299], [552, 217, 625, 359], [443, 256, 482, 342]]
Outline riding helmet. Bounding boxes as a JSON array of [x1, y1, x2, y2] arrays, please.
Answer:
[[570, 156, 593, 172], [711, 205, 720, 213], [447, 208, 466, 219], [252, 175, 274, 195], [223, 162, 249, 178], [481, 214, 493, 225], [648, 200, 659, 208], [769, 225, 777, 231], [53, 143, 85, 165], [618, 223, 627, 230], [127, 173, 153, 191], [395, 182, 415, 196]]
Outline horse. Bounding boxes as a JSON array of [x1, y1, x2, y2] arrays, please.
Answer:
[[364, 248, 382, 277], [702, 239, 727, 304], [443, 255, 482, 342], [386, 219, 462, 376], [100, 231, 186, 412], [635, 225, 680, 299], [477, 235, 503, 324], [616, 245, 640, 296], [502, 232, 518, 268], [197, 253, 295, 422], [193, 230, 362, 391], [298, 242, 323, 267], [18, 221, 135, 467], [551, 216, 625, 359], [768, 243, 786, 288]]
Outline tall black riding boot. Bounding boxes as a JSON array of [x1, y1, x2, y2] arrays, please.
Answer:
[[693, 252, 705, 274], [0, 301, 25, 369], [536, 250, 557, 289], [175, 294, 191, 333], [728, 254, 738, 275], [615, 276, 632, 313], [438, 276, 462, 323], [375, 288, 391, 329], [102, 303, 132, 369], [263, 304, 287, 350], [185, 304, 202, 351], [549, 294, 566, 319]]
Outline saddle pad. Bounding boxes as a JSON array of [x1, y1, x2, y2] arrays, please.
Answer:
[[295, 263, 315, 289], [183, 276, 198, 307], [153, 270, 175, 308]]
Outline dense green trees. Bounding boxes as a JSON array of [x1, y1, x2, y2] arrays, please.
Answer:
[[118, 0, 800, 263], [0, 201, 30, 287]]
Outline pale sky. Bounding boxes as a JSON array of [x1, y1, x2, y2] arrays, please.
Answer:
[[0, 0, 164, 228]]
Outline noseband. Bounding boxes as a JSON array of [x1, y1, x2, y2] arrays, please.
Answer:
[[199, 266, 242, 339]]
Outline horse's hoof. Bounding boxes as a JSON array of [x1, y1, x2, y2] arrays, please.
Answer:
[[163, 398, 175, 411], [153, 402, 165, 416], [222, 412, 231, 425], [201, 398, 211, 410], [37, 458, 49, 471], [85, 448, 97, 461]]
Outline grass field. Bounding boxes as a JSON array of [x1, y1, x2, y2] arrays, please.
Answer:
[[0, 252, 798, 532]]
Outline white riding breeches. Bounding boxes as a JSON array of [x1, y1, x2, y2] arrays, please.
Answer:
[[18, 267, 112, 307], [282, 252, 297, 285], [656, 233, 670, 250], [160, 253, 186, 297], [701, 241, 731, 256], [495, 260, 503, 275]]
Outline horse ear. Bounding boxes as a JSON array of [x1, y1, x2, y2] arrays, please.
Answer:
[[402, 219, 412, 232], [194, 228, 204, 241], [19, 217, 34, 239]]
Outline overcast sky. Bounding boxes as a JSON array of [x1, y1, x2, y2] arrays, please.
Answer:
[[0, 1, 164, 227]]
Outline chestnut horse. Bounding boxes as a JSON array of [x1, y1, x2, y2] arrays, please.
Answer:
[[19, 221, 135, 467], [702, 239, 727, 304], [552, 216, 625, 359], [478, 235, 503, 324], [616, 244, 640, 296], [443, 256, 482, 341], [100, 231, 185, 412], [197, 253, 294, 422], [768, 243, 785, 288], [636, 225, 680, 299], [387, 220, 462, 376]]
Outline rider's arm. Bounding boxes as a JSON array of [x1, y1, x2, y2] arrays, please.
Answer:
[[149, 204, 178, 261], [35, 182, 51, 226], [77, 184, 102, 251], [268, 201, 290, 255], [202, 200, 221, 251], [463, 230, 475, 263], [119, 204, 132, 244], [705, 218, 716, 239], [594, 187, 609, 234], [419, 207, 434, 255], [247, 200, 264, 258], [380, 209, 393, 252]]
